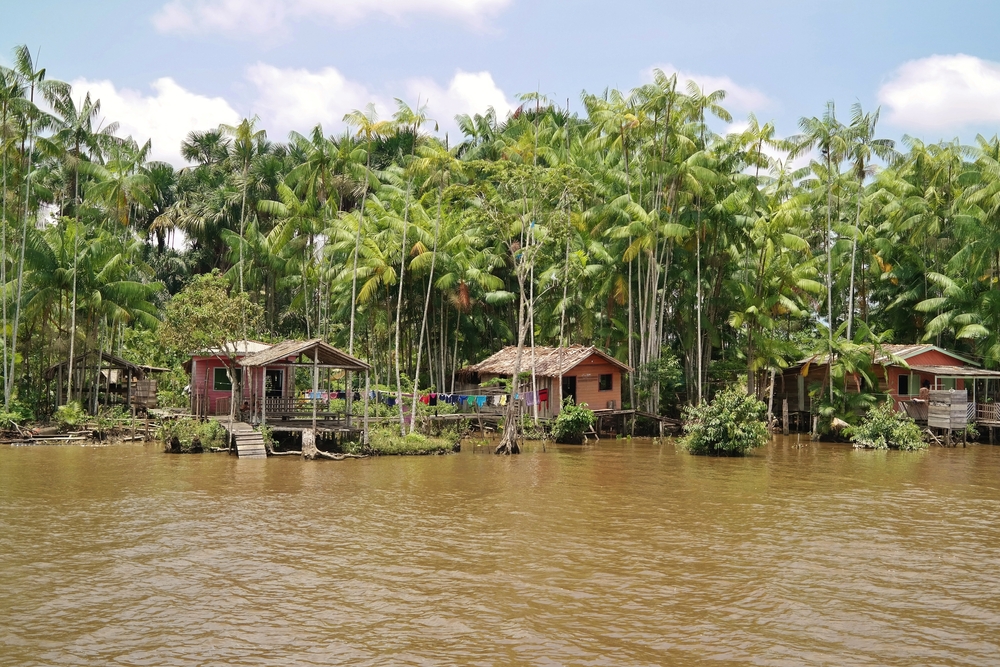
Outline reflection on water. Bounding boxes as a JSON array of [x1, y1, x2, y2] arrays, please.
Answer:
[[2, 437, 1000, 666]]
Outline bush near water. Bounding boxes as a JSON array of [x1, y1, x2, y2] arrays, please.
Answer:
[[550, 400, 597, 443], [681, 384, 769, 456], [848, 402, 927, 451]]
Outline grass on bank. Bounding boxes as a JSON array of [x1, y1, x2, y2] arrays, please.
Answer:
[[347, 426, 459, 456]]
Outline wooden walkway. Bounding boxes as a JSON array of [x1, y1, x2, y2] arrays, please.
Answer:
[[222, 421, 267, 459]]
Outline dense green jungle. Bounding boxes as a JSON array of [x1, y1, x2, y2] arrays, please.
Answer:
[[0, 43, 994, 426]]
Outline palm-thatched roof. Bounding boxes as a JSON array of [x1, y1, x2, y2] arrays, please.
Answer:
[[462, 345, 630, 378]]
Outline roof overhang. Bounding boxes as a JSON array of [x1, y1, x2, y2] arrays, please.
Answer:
[[907, 364, 1000, 378], [239, 339, 371, 371]]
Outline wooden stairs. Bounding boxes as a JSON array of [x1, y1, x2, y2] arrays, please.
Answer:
[[223, 421, 267, 459]]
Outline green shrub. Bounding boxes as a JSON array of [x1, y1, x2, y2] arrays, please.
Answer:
[[55, 401, 87, 430], [353, 426, 455, 456], [0, 400, 32, 432], [681, 384, 768, 456], [848, 402, 927, 451], [158, 417, 227, 452], [550, 399, 596, 443]]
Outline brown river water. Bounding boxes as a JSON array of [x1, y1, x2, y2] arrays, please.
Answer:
[[2, 436, 1000, 666]]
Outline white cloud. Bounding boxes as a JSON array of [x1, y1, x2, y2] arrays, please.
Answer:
[[879, 54, 1000, 131], [153, 0, 510, 36], [69, 77, 241, 165], [645, 64, 771, 112], [246, 64, 513, 139], [405, 70, 514, 137], [245, 63, 381, 139]]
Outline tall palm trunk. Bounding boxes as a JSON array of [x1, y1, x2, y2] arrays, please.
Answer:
[[825, 152, 834, 402], [0, 104, 8, 408], [409, 188, 442, 434], [847, 176, 862, 340], [394, 179, 412, 436], [346, 147, 371, 426], [8, 86, 35, 405], [695, 205, 703, 405]]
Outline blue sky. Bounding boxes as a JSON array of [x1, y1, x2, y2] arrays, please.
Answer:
[[3, 0, 1000, 164]]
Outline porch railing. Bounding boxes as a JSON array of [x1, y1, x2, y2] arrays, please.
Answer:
[[977, 403, 1000, 424], [259, 396, 333, 415]]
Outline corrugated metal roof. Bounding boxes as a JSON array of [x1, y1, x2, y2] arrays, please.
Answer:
[[239, 339, 371, 371], [793, 344, 980, 369], [193, 340, 272, 357], [463, 345, 630, 377]]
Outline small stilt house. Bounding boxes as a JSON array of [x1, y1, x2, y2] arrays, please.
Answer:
[[44, 351, 167, 413], [775, 343, 1000, 429], [461, 345, 630, 418], [184, 338, 371, 429]]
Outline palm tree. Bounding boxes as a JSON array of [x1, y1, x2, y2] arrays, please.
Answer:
[[844, 104, 895, 339], [46, 89, 119, 403], [8, 46, 66, 406], [219, 116, 266, 302], [792, 102, 848, 405], [408, 141, 457, 433]]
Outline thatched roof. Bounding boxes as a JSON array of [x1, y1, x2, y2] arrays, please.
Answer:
[[462, 345, 630, 378], [239, 339, 371, 371]]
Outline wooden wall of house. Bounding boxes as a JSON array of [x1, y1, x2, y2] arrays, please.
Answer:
[[189, 356, 272, 415], [472, 354, 623, 418], [883, 349, 968, 403], [566, 358, 623, 413]]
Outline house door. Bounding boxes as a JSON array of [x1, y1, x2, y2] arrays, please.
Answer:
[[562, 375, 577, 405], [265, 369, 284, 398]]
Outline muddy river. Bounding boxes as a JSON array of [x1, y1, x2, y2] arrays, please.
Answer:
[[2, 436, 999, 665]]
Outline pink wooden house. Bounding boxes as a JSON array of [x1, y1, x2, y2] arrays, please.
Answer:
[[183, 340, 291, 416]]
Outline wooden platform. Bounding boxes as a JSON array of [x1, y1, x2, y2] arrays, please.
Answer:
[[222, 421, 267, 459]]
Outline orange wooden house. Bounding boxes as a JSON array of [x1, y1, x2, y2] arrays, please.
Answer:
[[461, 345, 631, 418]]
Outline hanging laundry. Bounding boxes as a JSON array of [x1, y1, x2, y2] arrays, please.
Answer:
[[500, 395, 508, 406], [353, 391, 361, 401], [420, 394, 430, 405], [386, 397, 397, 407], [525, 391, 537, 407], [429, 394, 438, 406], [539, 388, 549, 403], [476, 396, 488, 408]]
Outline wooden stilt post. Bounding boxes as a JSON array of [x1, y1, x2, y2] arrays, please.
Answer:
[[783, 399, 790, 436], [346, 365, 353, 429], [312, 352, 318, 432], [262, 365, 267, 428], [364, 370, 370, 446]]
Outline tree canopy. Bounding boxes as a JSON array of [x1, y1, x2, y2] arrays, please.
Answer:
[[2, 45, 998, 423]]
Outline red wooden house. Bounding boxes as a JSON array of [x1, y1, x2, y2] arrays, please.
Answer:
[[776, 344, 1000, 428]]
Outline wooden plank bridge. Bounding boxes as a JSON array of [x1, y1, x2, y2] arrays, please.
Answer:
[[221, 420, 266, 459]]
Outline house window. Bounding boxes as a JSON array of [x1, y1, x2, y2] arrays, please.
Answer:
[[599, 374, 613, 391], [214, 367, 241, 391]]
